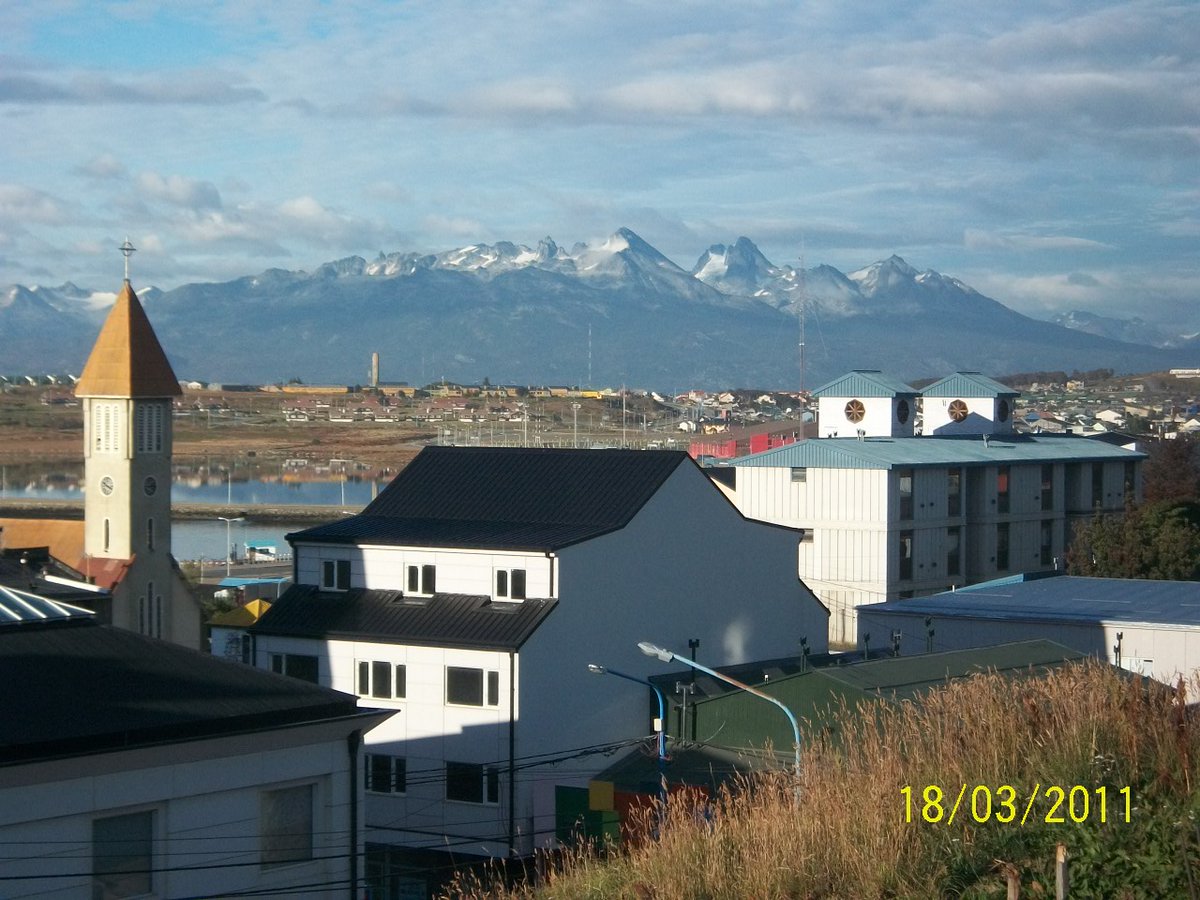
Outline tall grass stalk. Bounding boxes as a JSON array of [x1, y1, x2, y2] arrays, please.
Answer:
[[446, 662, 1200, 899]]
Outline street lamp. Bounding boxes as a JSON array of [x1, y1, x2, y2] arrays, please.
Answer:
[[638, 641, 801, 784], [572, 402, 581, 448], [218, 515, 244, 577], [587, 663, 667, 762]]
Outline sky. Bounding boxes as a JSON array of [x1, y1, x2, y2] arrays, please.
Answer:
[[1, 1, 1197, 333]]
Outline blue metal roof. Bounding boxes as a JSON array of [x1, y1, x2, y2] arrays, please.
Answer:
[[864, 573, 1200, 628], [811, 370, 919, 399], [921, 372, 1019, 398], [734, 433, 1144, 470], [218, 577, 290, 588]]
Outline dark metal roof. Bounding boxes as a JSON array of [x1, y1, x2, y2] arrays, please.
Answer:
[[289, 446, 689, 550], [250, 584, 557, 651], [0, 619, 371, 766]]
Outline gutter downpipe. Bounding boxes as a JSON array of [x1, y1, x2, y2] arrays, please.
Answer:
[[508, 650, 516, 858], [348, 729, 362, 899]]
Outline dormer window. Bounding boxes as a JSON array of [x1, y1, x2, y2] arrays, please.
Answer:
[[495, 568, 527, 601], [321, 559, 351, 591], [407, 564, 436, 595]]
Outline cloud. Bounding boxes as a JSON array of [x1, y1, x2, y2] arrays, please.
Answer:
[[964, 229, 1113, 252], [0, 184, 67, 224], [136, 172, 222, 210], [0, 70, 265, 106], [76, 153, 126, 180]]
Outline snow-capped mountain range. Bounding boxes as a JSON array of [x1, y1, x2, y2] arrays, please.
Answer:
[[2, 228, 1195, 388]]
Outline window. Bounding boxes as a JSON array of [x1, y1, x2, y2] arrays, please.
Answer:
[[946, 526, 961, 577], [365, 754, 407, 794], [93, 810, 153, 899], [358, 661, 406, 699], [1040, 519, 1053, 566], [445, 762, 499, 804], [134, 403, 164, 453], [1041, 464, 1054, 512], [898, 470, 914, 520], [495, 568, 527, 600], [269, 653, 320, 684], [321, 559, 351, 591], [996, 466, 1010, 514], [1092, 463, 1105, 508], [407, 564, 436, 595], [996, 523, 1010, 570], [790, 466, 807, 483], [261, 784, 313, 868], [93, 403, 120, 454], [104, 517, 110, 552], [947, 468, 961, 517], [898, 530, 913, 581], [446, 667, 500, 707], [147, 517, 154, 551], [1124, 461, 1136, 502]]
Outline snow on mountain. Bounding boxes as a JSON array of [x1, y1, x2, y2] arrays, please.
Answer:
[[3, 231, 1194, 386], [1052, 310, 1174, 348]]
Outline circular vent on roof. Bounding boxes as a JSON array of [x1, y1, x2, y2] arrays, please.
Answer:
[[896, 399, 910, 424], [949, 399, 969, 422], [845, 399, 866, 423], [998, 399, 1010, 422]]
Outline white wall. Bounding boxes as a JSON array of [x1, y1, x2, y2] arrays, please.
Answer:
[[0, 726, 358, 899]]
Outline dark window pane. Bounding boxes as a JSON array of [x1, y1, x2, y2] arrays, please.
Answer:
[[287, 655, 319, 684], [394, 757, 407, 793], [487, 671, 500, 706], [336, 559, 351, 589], [372, 661, 391, 698], [446, 762, 482, 803], [447, 667, 483, 705], [368, 755, 392, 792], [395, 665, 406, 699], [422, 564, 436, 594], [407, 566, 419, 593], [358, 661, 370, 695], [511, 570, 526, 600], [93, 810, 153, 899], [262, 784, 313, 867], [271, 654, 285, 674], [486, 767, 499, 804], [496, 570, 508, 597]]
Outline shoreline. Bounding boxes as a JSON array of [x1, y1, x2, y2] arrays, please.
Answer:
[[0, 498, 357, 523]]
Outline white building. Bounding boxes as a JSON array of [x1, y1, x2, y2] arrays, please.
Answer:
[[0, 589, 388, 899], [813, 370, 919, 439], [725, 372, 1145, 643], [857, 573, 1200, 684], [250, 446, 828, 894]]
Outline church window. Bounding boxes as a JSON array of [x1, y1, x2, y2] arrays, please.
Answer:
[[135, 403, 164, 453], [103, 518, 110, 551], [147, 517, 154, 550]]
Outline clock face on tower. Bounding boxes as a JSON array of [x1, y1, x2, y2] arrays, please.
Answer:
[[144, 476, 158, 496], [100, 475, 115, 496]]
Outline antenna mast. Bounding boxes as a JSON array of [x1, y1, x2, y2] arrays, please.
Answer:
[[798, 238, 806, 397]]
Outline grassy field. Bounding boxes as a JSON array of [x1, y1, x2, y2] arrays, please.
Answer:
[[449, 662, 1200, 899]]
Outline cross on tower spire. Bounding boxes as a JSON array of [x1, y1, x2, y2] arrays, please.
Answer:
[[119, 237, 137, 283]]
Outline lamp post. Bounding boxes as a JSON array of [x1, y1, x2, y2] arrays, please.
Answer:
[[572, 402, 581, 448], [588, 663, 668, 811], [218, 516, 244, 577], [638, 641, 801, 785], [587, 664, 667, 762]]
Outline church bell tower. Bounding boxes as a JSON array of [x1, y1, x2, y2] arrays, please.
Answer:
[[74, 239, 184, 638]]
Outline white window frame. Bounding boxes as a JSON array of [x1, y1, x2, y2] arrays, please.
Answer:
[[365, 754, 407, 795], [406, 563, 436, 596], [494, 568, 527, 601], [261, 783, 314, 869], [357, 660, 406, 700], [321, 558, 351, 591], [445, 666, 500, 707], [444, 761, 500, 805]]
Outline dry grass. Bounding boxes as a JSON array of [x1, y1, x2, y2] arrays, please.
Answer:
[[446, 662, 1200, 899]]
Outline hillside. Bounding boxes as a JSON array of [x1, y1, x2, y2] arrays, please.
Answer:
[[449, 662, 1200, 899]]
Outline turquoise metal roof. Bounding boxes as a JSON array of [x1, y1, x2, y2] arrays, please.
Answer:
[[811, 370, 918, 399], [921, 371, 1019, 398], [733, 434, 1144, 470]]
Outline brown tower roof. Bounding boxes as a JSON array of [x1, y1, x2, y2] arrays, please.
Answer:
[[75, 281, 181, 398]]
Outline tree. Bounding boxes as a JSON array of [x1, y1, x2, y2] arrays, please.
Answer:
[[1142, 436, 1200, 503], [1067, 499, 1200, 581]]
